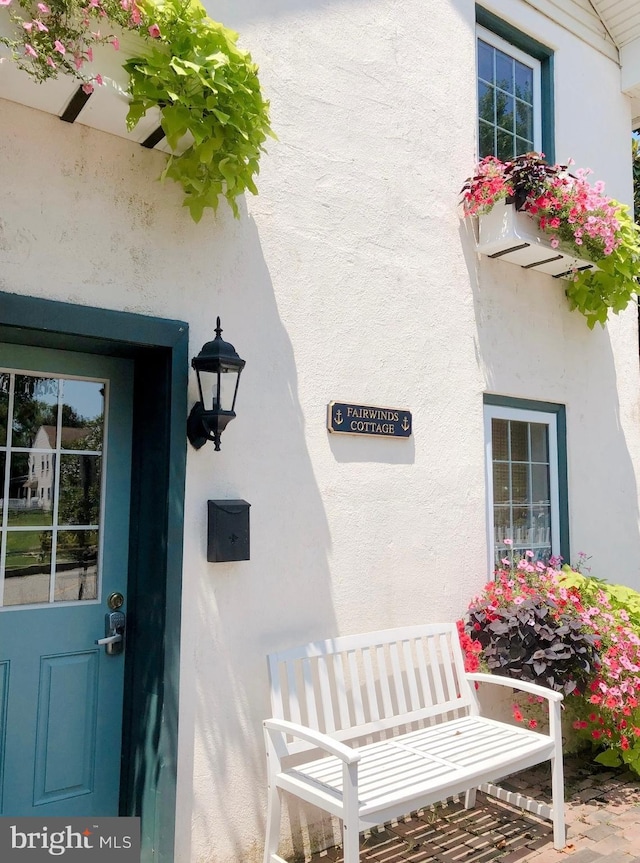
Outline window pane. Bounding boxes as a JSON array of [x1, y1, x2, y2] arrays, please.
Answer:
[[58, 455, 101, 526], [479, 121, 494, 158], [515, 137, 533, 157], [511, 463, 528, 504], [496, 93, 514, 132], [61, 380, 104, 452], [55, 530, 98, 602], [532, 463, 550, 503], [495, 50, 513, 93], [515, 100, 533, 140], [0, 373, 9, 447], [478, 39, 494, 82], [7, 451, 54, 526], [12, 375, 58, 449], [478, 81, 495, 123], [530, 423, 548, 461], [493, 463, 510, 503], [510, 422, 529, 461], [515, 61, 533, 102], [496, 129, 514, 161], [494, 506, 511, 546], [491, 419, 508, 461], [3, 530, 52, 606]]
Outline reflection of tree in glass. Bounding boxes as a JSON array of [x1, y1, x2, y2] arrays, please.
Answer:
[[12, 376, 58, 448], [58, 418, 103, 526], [478, 84, 533, 160]]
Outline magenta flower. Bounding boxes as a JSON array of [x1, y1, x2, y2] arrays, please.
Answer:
[[95, 74, 104, 86], [82, 83, 94, 95], [46, 56, 55, 68], [148, 23, 161, 38], [111, 37, 120, 51]]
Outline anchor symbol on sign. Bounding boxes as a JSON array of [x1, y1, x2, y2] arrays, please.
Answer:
[[402, 416, 410, 432], [334, 409, 344, 425]]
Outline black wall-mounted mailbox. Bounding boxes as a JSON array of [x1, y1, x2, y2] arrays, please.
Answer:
[[207, 500, 251, 562]]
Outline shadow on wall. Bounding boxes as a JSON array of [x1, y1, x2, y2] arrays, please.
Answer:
[[188, 208, 338, 863], [459, 218, 640, 585]]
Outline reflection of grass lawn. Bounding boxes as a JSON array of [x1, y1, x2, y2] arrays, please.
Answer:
[[5, 526, 51, 570], [7, 509, 52, 527]]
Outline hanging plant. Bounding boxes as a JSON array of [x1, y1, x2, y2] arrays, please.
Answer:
[[0, 0, 274, 221], [461, 153, 640, 328]]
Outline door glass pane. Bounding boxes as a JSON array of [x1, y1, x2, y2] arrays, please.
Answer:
[[61, 380, 104, 452], [12, 375, 58, 448], [0, 373, 9, 447], [0, 371, 106, 608], [3, 530, 52, 606], [58, 455, 101, 526], [7, 451, 55, 526], [54, 530, 98, 602]]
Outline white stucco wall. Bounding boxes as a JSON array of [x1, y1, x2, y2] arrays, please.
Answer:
[[1, 0, 640, 861]]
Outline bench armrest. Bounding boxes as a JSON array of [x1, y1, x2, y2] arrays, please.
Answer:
[[465, 672, 564, 703], [263, 718, 361, 764]]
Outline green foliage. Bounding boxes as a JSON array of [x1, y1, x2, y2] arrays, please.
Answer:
[[633, 136, 640, 226], [564, 202, 640, 329], [0, 0, 273, 220], [126, 0, 273, 220], [559, 567, 640, 630]]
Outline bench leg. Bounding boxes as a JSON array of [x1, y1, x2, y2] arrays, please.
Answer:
[[464, 787, 477, 809], [551, 753, 566, 850], [342, 761, 360, 863], [263, 785, 282, 863]]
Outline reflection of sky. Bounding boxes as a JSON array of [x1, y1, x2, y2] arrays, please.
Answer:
[[61, 380, 104, 423]]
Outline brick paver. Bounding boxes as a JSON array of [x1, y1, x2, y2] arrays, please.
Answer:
[[305, 756, 640, 863]]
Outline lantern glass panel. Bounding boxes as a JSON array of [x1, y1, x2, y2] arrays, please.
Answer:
[[219, 369, 240, 412]]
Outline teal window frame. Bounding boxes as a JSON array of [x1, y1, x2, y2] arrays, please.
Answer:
[[483, 395, 569, 572], [476, 6, 555, 163]]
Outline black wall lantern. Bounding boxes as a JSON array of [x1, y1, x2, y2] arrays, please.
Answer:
[[187, 317, 246, 451]]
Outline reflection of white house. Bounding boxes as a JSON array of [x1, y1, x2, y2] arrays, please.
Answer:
[[18, 426, 88, 511]]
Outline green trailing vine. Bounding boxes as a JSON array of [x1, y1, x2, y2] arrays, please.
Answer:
[[565, 202, 640, 329], [0, 0, 274, 220]]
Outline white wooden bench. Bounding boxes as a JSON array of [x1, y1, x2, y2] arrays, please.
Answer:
[[263, 623, 565, 863]]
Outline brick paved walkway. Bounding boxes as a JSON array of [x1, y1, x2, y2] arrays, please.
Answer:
[[307, 756, 640, 863]]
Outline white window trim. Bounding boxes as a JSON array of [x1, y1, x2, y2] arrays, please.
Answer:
[[484, 403, 560, 577], [476, 24, 542, 156]]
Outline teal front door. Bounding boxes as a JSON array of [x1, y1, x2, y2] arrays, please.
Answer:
[[0, 343, 133, 816]]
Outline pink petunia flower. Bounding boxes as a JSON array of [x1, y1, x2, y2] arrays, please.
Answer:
[[24, 43, 38, 57], [82, 82, 94, 94], [148, 23, 161, 38], [37, 2, 50, 11], [54, 40, 66, 55], [111, 37, 119, 50], [0, 0, 13, 6]]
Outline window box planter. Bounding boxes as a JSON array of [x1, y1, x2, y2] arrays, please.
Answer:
[[477, 199, 597, 279]]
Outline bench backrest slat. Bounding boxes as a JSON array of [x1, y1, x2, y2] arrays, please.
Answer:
[[267, 623, 473, 754]]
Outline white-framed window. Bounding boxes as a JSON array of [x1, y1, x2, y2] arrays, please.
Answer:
[[484, 402, 562, 572], [477, 25, 542, 160]]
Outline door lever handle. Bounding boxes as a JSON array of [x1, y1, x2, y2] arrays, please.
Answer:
[[97, 610, 125, 655], [96, 633, 122, 646]]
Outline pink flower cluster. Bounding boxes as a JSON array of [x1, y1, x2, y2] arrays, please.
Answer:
[[462, 154, 622, 263], [461, 156, 513, 217], [468, 553, 640, 770], [5, 0, 158, 91], [527, 168, 621, 258]]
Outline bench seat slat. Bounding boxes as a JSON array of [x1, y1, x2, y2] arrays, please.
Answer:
[[283, 717, 553, 817]]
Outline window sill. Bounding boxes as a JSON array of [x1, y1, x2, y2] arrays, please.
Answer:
[[476, 200, 597, 280]]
